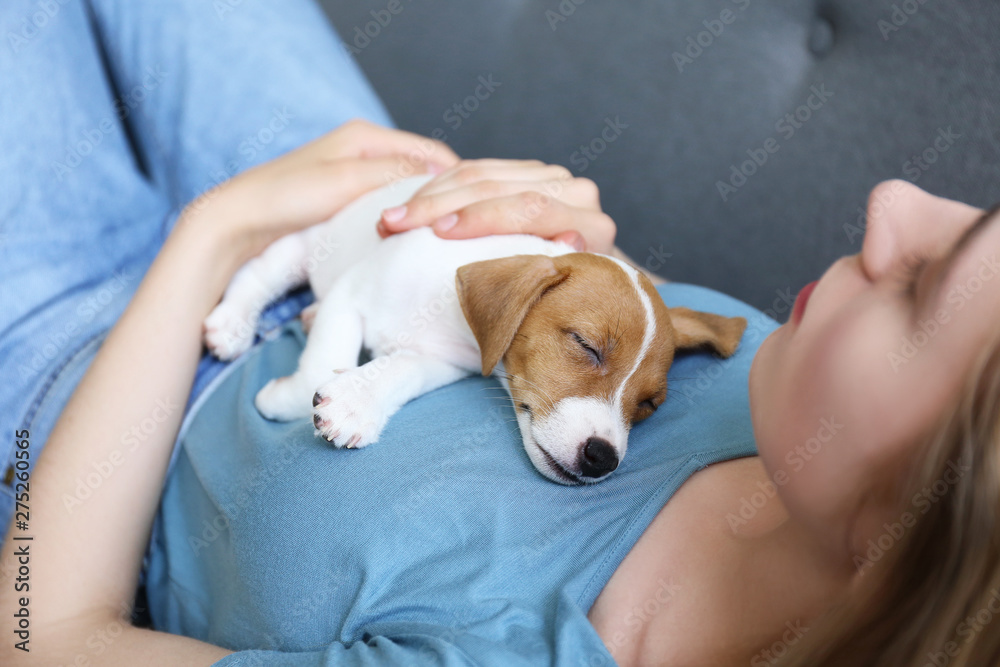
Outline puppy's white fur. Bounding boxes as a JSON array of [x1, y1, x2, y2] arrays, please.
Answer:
[[204, 175, 655, 483]]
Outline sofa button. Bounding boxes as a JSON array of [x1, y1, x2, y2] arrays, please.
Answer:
[[808, 17, 835, 57]]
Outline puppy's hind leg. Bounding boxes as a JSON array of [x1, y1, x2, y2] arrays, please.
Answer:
[[255, 282, 364, 421], [204, 233, 311, 360]]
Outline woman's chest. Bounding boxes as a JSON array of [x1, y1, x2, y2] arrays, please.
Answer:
[[588, 456, 843, 666]]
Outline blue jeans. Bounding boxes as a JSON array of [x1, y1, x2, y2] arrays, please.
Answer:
[[0, 0, 393, 539]]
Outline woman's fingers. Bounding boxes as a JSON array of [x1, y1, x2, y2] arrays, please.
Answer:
[[381, 177, 601, 234], [551, 230, 587, 252], [228, 155, 441, 238], [324, 119, 460, 170], [413, 159, 571, 197], [409, 193, 616, 254]]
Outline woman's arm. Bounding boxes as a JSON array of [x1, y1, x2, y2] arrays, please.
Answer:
[[0, 221, 237, 665], [0, 120, 459, 666]]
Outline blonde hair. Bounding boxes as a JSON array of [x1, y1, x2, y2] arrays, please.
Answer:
[[778, 341, 1000, 666]]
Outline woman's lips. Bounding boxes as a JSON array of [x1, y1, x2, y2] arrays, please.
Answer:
[[791, 281, 818, 326]]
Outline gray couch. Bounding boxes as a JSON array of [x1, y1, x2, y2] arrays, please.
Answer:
[[316, 0, 1000, 313]]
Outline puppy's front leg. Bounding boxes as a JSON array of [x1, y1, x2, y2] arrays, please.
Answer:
[[204, 232, 311, 360], [312, 352, 469, 448], [255, 283, 364, 421]]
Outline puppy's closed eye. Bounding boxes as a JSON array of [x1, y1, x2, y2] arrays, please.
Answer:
[[633, 397, 662, 422], [568, 331, 603, 365]]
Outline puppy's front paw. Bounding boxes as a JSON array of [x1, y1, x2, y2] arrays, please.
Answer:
[[312, 371, 388, 449], [204, 301, 258, 361], [255, 376, 314, 422]]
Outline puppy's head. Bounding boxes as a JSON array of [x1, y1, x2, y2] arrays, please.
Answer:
[[456, 253, 746, 485]]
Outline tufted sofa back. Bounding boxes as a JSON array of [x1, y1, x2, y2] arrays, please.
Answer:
[[318, 0, 1000, 312]]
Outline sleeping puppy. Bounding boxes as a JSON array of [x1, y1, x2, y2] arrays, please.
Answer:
[[203, 175, 746, 484]]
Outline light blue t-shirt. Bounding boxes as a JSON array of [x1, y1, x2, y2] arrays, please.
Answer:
[[146, 284, 777, 666]]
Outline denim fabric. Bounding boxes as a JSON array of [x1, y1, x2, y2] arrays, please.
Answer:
[[147, 283, 779, 665], [0, 0, 392, 539]]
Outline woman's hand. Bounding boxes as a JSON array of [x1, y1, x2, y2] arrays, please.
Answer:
[[181, 119, 460, 268], [376, 159, 617, 254]]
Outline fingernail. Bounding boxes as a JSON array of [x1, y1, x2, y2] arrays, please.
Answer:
[[376, 220, 389, 237], [428, 163, 445, 175], [569, 233, 586, 252], [432, 214, 459, 233], [382, 206, 407, 224]]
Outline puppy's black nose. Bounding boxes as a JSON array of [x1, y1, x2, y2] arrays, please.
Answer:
[[579, 437, 619, 478]]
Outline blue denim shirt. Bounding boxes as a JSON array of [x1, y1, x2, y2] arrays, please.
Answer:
[[0, 0, 392, 536], [146, 283, 778, 666]]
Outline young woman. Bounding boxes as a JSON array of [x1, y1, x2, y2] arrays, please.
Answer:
[[2, 1, 998, 665]]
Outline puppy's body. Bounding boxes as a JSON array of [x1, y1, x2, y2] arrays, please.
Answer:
[[205, 175, 746, 484]]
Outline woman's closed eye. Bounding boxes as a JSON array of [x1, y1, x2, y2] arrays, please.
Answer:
[[892, 204, 1000, 310]]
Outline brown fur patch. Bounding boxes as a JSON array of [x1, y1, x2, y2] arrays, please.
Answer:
[[456, 252, 748, 429], [501, 254, 674, 425]]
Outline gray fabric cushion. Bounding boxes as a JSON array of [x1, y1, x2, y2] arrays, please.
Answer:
[[317, 0, 1000, 313]]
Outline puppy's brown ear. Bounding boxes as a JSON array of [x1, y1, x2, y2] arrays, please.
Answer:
[[456, 255, 568, 375], [668, 307, 747, 358]]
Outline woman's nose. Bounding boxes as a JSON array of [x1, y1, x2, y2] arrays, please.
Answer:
[[860, 180, 981, 281]]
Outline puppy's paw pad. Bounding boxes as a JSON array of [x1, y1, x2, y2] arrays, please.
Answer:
[[255, 377, 313, 422], [312, 374, 386, 449], [203, 302, 257, 360]]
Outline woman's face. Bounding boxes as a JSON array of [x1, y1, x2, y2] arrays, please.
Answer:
[[749, 180, 999, 562]]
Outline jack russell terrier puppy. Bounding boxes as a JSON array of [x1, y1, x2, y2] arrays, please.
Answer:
[[203, 175, 746, 484]]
